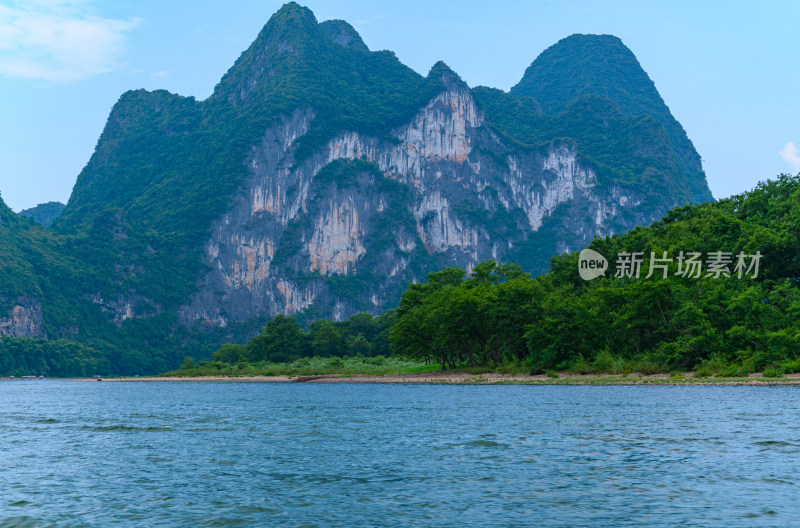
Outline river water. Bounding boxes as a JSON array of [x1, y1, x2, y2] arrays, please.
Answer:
[[1, 382, 798, 527]]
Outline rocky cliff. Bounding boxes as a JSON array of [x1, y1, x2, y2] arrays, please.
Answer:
[[182, 67, 661, 323], [0, 299, 44, 338]]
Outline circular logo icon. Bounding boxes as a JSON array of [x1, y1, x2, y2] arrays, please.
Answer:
[[578, 249, 608, 281]]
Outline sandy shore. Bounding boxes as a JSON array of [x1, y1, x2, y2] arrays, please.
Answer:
[[93, 371, 800, 385]]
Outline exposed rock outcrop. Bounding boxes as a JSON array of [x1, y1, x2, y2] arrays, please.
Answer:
[[0, 299, 44, 338], [182, 83, 659, 324]]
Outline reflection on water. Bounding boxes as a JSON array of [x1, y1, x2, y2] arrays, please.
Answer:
[[1, 382, 798, 527]]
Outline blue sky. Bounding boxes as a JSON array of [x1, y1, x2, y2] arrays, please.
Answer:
[[1, 0, 798, 212]]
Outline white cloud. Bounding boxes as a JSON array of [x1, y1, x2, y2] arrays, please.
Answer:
[[779, 141, 800, 172], [0, 1, 140, 81]]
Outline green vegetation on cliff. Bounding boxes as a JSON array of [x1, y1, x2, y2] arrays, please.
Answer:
[[510, 34, 711, 203]]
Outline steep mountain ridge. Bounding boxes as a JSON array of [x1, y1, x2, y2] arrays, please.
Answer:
[[0, 3, 714, 373]]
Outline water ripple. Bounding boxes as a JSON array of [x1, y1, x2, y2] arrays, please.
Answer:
[[1, 382, 799, 527]]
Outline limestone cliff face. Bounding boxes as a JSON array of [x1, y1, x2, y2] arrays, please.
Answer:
[[181, 80, 659, 324], [307, 196, 366, 275], [0, 299, 44, 338]]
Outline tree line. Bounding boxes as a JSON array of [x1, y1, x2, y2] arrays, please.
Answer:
[[0, 338, 108, 378], [211, 312, 394, 365]]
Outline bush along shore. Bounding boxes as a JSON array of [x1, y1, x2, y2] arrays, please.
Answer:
[[159, 357, 800, 384], [165, 175, 800, 382]]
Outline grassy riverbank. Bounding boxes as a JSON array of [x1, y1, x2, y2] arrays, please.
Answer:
[[155, 356, 800, 384], [125, 371, 800, 385], [160, 356, 441, 378]]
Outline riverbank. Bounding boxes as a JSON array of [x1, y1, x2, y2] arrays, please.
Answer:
[[96, 371, 800, 385]]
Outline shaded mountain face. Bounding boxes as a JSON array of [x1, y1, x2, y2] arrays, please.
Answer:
[[0, 3, 714, 372]]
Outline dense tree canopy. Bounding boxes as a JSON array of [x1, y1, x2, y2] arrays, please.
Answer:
[[0, 338, 108, 377], [211, 311, 395, 365]]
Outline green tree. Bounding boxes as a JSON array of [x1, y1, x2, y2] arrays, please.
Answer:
[[246, 315, 309, 363], [309, 319, 345, 357], [211, 343, 247, 364]]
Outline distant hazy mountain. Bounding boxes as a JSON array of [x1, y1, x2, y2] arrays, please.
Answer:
[[18, 201, 65, 228], [0, 2, 713, 374]]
